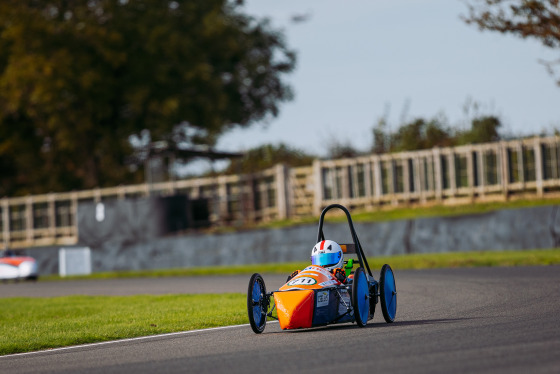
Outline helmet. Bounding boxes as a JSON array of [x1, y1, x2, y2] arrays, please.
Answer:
[[311, 240, 343, 270]]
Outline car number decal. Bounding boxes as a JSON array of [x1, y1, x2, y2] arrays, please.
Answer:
[[287, 277, 317, 286]]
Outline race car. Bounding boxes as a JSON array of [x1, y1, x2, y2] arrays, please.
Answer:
[[0, 250, 39, 281], [247, 204, 397, 333]]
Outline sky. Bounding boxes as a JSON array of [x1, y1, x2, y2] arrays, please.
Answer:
[[213, 0, 560, 159]]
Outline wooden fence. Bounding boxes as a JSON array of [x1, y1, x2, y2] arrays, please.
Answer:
[[2, 136, 560, 250]]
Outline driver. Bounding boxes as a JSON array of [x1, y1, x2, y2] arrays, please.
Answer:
[[287, 240, 347, 284]]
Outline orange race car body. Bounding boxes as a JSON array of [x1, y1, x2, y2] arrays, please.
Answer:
[[274, 265, 353, 329]]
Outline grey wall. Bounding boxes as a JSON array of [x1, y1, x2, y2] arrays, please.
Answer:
[[27, 205, 560, 275]]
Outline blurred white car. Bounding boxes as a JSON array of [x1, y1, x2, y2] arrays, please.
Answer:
[[0, 251, 38, 281]]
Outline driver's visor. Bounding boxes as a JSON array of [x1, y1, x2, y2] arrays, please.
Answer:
[[311, 252, 340, 267]]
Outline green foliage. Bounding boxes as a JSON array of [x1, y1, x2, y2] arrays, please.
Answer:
[[389, 118, 455, 152], [372, 114, 502, 153], [222, 143, 315, 174], [324, 139, 362, 159], [457, 116, 501, 144], [0, 0, 295, 196], [372, 118, 389, 154]]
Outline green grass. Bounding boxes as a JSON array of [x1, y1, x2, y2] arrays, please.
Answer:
[[3, 248, 559, 356], [370, 248, 560, 269], [0, 294, 246, 356]]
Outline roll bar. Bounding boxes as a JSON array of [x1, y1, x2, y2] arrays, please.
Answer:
[[316, 204, 372, 277]]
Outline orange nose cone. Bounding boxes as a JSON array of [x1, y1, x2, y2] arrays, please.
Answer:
[[275, 290, 314, 329]]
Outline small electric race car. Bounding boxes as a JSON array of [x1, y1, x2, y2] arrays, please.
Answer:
[[247, 204, 397, 333], [0, 250, 39, 282]]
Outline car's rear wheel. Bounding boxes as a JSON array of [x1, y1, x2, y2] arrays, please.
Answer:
[[380, 264, 397, 323]]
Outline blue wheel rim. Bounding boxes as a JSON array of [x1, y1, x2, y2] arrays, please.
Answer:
[[251, 279, 264, 326], [383, 268, 396, 320], [356, 270, 369, 324]]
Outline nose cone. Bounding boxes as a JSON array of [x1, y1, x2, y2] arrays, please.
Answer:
[[19, 261, 37, 277], [275, 290, 315, 330]]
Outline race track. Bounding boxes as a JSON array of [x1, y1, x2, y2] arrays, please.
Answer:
[[2, 266, 559, 374]]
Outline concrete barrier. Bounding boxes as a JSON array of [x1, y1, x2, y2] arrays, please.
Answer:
[[26, 205, 560, 275]]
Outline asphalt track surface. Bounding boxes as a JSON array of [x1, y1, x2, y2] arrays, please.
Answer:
[[1, 266, 559, 374]]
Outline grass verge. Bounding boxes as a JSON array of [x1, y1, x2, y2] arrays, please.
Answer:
[[0, 293, 246, 356]]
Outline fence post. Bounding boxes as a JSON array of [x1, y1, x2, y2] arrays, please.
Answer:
[[341, 161, 350, 201], [448, 151, 457, 196], [388, 157, 395, 199], [275, 164, 289, 220], [552, 138, 559, 181], [351, 161, 359, 198], [26, 196, 33, 244], [2, 198, 9, 250], [94, 188, 101, 203], [243, 174, 256, 223], [477, 148, 485, 196], [117, 186, 126, 199], [373, 156, 382, 201], [403, 156, 411, 197], [48, 193, 56, 239], [500, 141, 510, 197], [534, 137, 544, 197], [413, 155, 421, 198], [71, 192, 78, 239], [433, 148, 443, 201], [417, 155, 427, 203], [312, 159, 323, 215], [517, 141, 525, 188], [466, 146, 474, 198], [364, 159, 373, 201], [555, 136, 560, 182], [217, 176, 228, 223]]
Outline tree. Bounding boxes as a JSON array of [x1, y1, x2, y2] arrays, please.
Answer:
[[457, 116, 502, 144], [372, 119, 390, 154], [0, 0, 295, 196], [463, 0, 560, 84], [371, 113, 501, 153], [222, 143, 315, 174], [373, 117, 454, 153]]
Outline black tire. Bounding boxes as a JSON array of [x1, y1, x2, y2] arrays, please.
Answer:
[[352, 267, 369, 327], [380, 264, 397, 323], [247, 273, 267, 334], [369, 283, 377, 321]]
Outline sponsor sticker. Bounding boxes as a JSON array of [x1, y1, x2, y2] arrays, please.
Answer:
[[319, 280, 338, 287], [317, 290, 329, 307], [287, 277, 317, 286], [306, 265, 332, 276]]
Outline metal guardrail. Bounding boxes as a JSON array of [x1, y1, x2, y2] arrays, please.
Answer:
[[2, 136, 560, 250]]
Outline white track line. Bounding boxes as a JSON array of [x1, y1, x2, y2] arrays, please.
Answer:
[[1, 322, 277, 359]]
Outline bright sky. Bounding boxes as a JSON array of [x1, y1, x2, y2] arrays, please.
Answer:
[[216, 0, 560, 158]]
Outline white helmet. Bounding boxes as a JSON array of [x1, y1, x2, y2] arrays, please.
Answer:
[[311, 240, 344, 270]]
